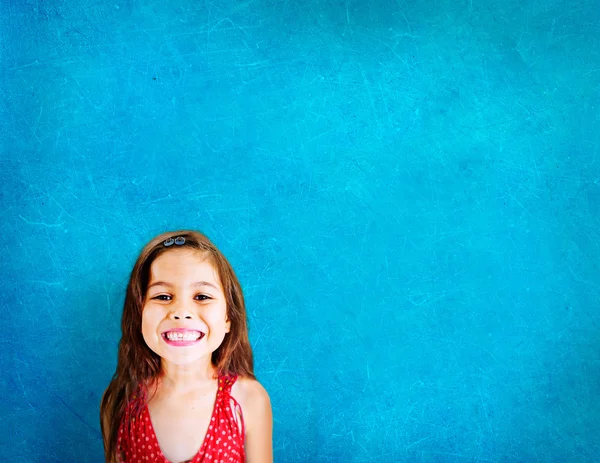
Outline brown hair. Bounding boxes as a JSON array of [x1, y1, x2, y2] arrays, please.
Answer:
[[99, 230, 255, 463]]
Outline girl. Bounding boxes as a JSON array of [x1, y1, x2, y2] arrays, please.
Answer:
[[100, 230, 273, 463]]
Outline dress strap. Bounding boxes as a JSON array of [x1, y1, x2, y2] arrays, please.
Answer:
[[218, 373, 238, 395], [216, 373, 244, 438]]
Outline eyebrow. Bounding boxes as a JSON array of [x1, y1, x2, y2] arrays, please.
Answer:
[[147, 281, 219, 290]]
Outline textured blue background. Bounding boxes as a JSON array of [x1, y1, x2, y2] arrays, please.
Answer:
[[2, 0, 600, 461]]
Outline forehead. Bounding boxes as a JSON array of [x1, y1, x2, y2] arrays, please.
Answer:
[[148, 248, 220, 285]]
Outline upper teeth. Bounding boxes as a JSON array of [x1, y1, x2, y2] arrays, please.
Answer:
[[166, 331, 201, 341]]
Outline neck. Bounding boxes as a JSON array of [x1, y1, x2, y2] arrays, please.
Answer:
[[157, 357, 218, 394]]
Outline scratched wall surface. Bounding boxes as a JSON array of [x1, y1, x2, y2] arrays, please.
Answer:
[[2, 0, 599, 461]]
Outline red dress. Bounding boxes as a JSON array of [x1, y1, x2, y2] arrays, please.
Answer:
[[117, 374, 245, 463]]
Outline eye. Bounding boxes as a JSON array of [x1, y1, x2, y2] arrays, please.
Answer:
[[153, 295, 171, 301], [195, 294, 211, 301]]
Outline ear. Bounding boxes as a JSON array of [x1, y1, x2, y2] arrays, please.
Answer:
[[225, 318, 231, 333]]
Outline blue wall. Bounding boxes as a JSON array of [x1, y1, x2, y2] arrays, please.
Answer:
[[2, 0, 599, 461]]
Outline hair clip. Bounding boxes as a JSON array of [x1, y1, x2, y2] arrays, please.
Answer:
[[163, 236, 185, 247]]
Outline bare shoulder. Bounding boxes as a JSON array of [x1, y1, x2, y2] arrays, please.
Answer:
[[232, 376, 271, 412], [232, 376, 273, 461]]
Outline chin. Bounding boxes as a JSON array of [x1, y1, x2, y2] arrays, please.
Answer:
[[161, 349, 211, 365]]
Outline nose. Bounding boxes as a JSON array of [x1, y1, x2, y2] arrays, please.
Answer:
[[168, 304, 194, 320]]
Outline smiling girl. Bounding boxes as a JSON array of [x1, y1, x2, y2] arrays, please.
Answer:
[[100, 231, 273, 463]]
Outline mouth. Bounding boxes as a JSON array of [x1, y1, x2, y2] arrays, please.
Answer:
[[161, 329, 205, 344]]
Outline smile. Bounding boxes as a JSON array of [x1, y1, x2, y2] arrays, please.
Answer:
[[161, 329, 205, 343]]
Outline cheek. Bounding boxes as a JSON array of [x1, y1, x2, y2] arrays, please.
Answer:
[[141, 308, 160, 336], [207, 306, 229, 328]]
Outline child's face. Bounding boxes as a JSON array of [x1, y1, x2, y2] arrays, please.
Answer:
[[141, 248, 230, 367]]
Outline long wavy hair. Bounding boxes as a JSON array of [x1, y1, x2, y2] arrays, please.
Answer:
[[99, 230, 255, 463]]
